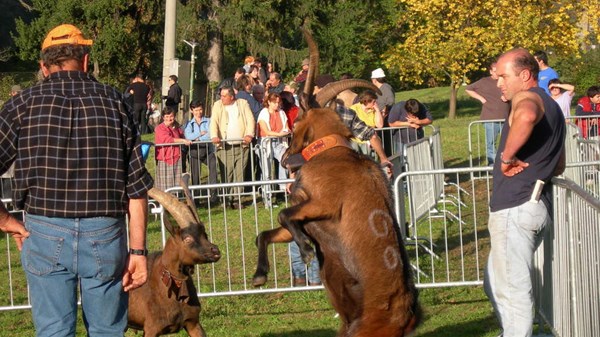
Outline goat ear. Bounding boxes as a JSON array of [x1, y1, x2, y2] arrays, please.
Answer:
[[303, 124, 315, 148], [163, 215, 179, 237]]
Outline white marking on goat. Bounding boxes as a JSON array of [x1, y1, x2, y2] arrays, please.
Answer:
[[383, 246, 400, 270], [368, 209, 392, 238], [368, 209, 400, 270]]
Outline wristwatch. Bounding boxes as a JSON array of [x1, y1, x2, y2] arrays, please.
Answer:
[[129, 248, 148, 256], [500, 152, 516, 165]]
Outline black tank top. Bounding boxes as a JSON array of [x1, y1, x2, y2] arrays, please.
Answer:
[[490, 87, 565, 212]]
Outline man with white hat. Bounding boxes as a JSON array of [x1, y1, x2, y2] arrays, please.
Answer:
[[371, 67, 395, 114], [371, 68, 396, 156], [0, 23, 153, 336]]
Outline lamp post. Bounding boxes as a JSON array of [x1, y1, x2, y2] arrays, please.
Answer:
[[183, 40, 198, 108]]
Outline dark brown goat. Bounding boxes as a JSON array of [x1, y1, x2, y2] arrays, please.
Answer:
[[252, 26, 420, 337], [128, 183, 221, 337]]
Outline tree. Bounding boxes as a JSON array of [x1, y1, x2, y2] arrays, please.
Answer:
[[183, 0, 401, 84], [383, 0, 585, 119], [9, 0, 402, 92], [13, 0, 165, 87]]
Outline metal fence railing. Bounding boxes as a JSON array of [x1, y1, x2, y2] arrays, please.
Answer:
[[563, 122, 600, 199], [534, 177, 600, 337], [566, 114, 600, 140], [468, 119, 505, 173]]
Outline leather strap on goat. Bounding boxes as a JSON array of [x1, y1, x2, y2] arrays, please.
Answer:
[[160, 262, 191, 303], [301, 134, 352, 161]]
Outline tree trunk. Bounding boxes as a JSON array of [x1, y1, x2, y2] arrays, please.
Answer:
[[448, 81, 459, 119], [204, 0, 223, 110], [205, 29, 222, 85]]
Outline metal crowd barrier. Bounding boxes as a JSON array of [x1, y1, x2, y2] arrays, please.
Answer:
[[153, 138, 260, 203], [372, 125, 437, 161], [534, 177, 600, 337], [254, 135, 291, 208], [566, 114, 600, 140], [394, 166, 492, 284], [468, 119, 505, 173], [563, 122, 600, 199]]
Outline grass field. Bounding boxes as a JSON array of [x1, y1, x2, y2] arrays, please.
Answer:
[[0, 86, 519, 336]]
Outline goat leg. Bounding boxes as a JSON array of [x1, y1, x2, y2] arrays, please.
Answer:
[[278, 206, 315, 264], [252, 227, 293, 287]]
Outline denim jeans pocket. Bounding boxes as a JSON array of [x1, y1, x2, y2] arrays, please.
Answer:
[[23, 225, 64, 276], [88, 224, 127, 281]]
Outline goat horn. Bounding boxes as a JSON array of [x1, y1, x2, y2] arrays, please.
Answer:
[[315, 79, 381, 108], [147, 187, 195, 229], [300, 24, 318, 115]]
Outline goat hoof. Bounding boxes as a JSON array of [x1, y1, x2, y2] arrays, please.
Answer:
[[252, 275, 267, 287]]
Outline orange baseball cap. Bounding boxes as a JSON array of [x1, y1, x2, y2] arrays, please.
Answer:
[[41, 24, 93, 51]]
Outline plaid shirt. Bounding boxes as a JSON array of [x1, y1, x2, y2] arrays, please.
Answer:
[[0, 71, 153, 218], [335, 105, 375, 142]]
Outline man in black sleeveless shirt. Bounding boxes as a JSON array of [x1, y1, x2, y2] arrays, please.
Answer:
[[484, 48, 565, 337]]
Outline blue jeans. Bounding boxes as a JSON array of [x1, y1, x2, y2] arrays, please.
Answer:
[[484, 202, 550, 337], [289, 242, 320, 284], [485, 122, 502, 165], [21, 214, 129, 337]]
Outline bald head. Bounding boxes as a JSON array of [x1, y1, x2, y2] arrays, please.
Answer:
[[498, 48, 539, 80], [496, 48, 539, 100]]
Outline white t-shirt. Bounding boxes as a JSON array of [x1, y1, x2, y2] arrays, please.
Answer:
[[225, 103, 243, 142], [553, 91, 573, 118], [257, 108, 289, 135]]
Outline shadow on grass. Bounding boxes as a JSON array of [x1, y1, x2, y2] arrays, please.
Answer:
[[418, 315, 499, 337], [261, 328, 336, 337]]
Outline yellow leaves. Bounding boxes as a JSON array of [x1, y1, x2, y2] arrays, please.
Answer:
[[384, 0, 585, 87]]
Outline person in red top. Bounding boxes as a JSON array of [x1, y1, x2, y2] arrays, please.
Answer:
[[154, 106, 191, 191], [575, 85, 600, 139], [280, 91, 299, 130]]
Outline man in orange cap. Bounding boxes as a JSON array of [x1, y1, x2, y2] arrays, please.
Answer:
[[0, 24, 153, 336]]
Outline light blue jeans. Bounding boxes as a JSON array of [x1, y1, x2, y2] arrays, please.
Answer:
[[22, 214, 129, 337], [484, 201, 550, 337], [289, 242, 320, 284], [485, 122, 502, 165]]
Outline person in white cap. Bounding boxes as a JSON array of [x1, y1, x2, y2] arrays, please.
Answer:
[[371, 68, 396, 156], [371, 67, 395, 114]]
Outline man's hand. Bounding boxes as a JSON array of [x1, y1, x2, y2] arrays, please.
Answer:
[[122, 254, 148, 292], [381, 160, 393, 180], [501, 159, 529, 177], [0, 215, 29, 251]]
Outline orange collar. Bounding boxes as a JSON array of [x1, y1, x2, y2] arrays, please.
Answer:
[[301, 134, 352, 161]]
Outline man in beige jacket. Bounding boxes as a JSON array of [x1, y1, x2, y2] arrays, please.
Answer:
[[210, 86, 255, 208]]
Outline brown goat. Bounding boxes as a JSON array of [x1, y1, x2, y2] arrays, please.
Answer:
[[252, 26, 420, 337], [128, 182, 221, 337], [253, 108, 420, 336]]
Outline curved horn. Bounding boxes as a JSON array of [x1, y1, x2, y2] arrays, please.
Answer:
[[315, 79, 381, 108], [148, 187, 195, 229], [300, 25, 319, 114]]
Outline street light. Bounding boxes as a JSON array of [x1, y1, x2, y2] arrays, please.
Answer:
[[183, 39, 198, 108]]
